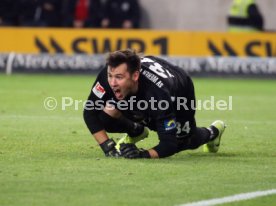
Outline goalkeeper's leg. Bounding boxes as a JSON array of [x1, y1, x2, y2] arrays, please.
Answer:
[[177, 120, 225, 153]]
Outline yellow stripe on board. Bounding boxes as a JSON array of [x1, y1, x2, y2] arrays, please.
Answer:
[[0, 28, 275, 57]]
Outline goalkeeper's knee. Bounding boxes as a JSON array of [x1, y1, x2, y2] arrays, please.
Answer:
[[115, 127, 149, 150]]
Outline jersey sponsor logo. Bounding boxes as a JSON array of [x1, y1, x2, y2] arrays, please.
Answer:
[[92, 82, 106, 98], [164, 118, 176, 131]]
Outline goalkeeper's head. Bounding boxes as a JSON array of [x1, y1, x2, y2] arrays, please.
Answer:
[[106, 49, 141, 100]]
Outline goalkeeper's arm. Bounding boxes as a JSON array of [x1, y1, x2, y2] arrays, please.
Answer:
[[83, 106, 120, 157]]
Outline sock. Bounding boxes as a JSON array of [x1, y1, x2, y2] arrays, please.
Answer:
[[207, 126, 219, 140]]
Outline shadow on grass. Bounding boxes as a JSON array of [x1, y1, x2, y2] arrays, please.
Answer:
[[39, 146, 275, 165]]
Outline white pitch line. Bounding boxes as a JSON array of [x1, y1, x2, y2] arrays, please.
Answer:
[[178, 189, 276, 206]]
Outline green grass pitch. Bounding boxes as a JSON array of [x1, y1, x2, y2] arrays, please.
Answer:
[[0, 74, 275, 206]]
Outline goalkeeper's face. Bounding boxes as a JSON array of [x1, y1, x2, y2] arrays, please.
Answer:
[[107, 63, 139, 100]]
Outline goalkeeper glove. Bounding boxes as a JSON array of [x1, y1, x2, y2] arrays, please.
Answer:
[[119, 143, 150, 159], [99, 139, 121, 157]]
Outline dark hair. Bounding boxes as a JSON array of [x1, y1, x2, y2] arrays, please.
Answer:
[[106, 49, 141, 74]]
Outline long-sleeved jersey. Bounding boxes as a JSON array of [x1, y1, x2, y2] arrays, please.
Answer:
[[84, 56, 196, 157]]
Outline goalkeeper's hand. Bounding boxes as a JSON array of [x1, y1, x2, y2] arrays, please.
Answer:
[[119, 143, 150, 159], [99, 139, 121, 157]]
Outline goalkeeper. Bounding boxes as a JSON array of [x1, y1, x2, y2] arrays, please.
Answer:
[[83, 49, 226, 158]]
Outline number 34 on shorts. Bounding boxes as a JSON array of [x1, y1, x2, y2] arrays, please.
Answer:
[[176, 121, 191, 136]]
